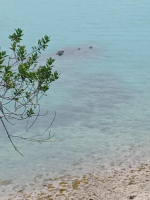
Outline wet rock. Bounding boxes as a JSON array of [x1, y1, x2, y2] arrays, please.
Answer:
[[56, 50, 64, 56], [129, 192, 138, 199]]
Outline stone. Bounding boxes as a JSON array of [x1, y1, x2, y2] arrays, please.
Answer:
[[56, 51, 64, 56], [89, 46, 92, 49], [129, 192, 138, 199]]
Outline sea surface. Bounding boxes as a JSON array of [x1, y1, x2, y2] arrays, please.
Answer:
[[1, 0, 150, 194]]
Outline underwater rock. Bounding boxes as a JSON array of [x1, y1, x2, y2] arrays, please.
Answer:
[[1, 180, 12, 185], [89, 46, 92, 49], [56, 50, 64, 56]]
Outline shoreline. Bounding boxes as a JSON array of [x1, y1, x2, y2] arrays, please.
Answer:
[[3, 162, 150, 200]]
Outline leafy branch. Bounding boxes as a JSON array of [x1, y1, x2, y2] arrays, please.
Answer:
[[0, 28, 59, 155]]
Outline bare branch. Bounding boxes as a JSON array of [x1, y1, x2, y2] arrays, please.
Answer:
[[0, 117, 23, 156]]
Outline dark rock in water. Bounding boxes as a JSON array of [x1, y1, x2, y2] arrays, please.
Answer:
[[89, 46, 92, 49], [56, 51, 64, 56], [78, 48, 81, 50]]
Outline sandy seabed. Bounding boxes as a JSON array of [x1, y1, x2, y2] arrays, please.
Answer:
[[2, 163, 150, 200]]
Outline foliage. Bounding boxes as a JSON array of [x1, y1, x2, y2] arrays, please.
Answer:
[[0, 28, 59, 155]]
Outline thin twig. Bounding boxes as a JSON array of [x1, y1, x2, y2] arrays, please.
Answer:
[[0, 117, 23, 156]]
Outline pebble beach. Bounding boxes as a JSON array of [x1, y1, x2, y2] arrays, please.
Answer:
[[1, 162, 150, 200]]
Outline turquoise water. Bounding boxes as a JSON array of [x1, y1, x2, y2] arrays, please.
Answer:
[[1, 0, 150, 195]]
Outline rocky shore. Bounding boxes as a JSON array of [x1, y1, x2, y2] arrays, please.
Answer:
[[4, 163, 150, 200]]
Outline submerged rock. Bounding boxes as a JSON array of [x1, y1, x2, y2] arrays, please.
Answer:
[[89, 46, 92, 49], [56, 50, 64, 56], [78, 48, 81, 50], [1, 180, 12, 185]]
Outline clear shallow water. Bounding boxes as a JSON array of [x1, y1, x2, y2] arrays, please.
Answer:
[[1, 0, 150, 193]]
